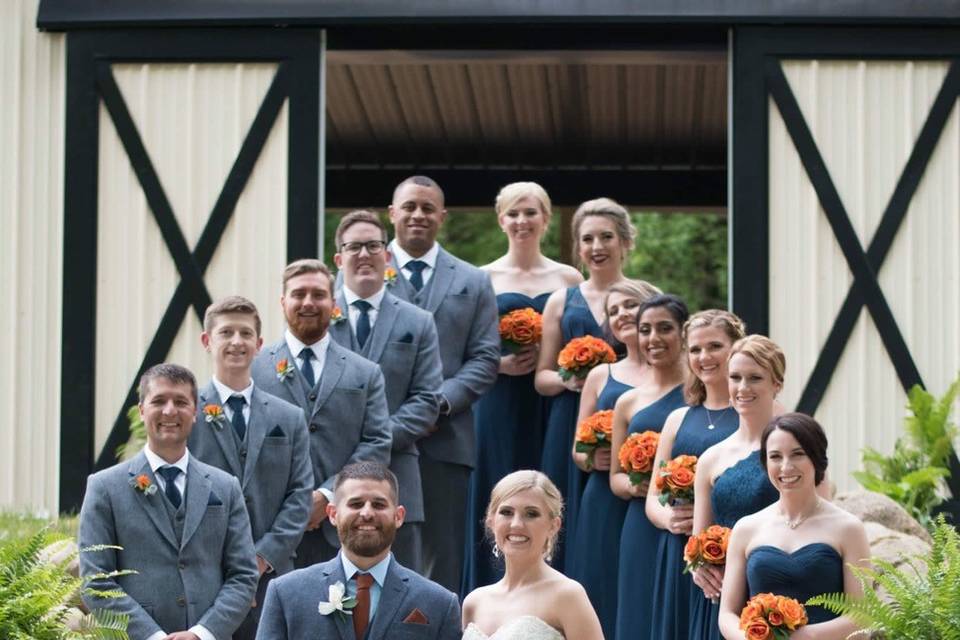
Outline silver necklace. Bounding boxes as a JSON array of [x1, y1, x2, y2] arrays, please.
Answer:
[[704, 405, 732, 431], [783, 498, 821, 530]]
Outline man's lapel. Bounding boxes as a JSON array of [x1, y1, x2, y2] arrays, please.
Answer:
[[364, 293, 397, 363], [241, 389, 269, 489], [387, 253, 414, 302], [271, 341, 309, 408], [312, 341, 347, 417], [329, 292, 358, 351], [424, 248, 456, 313], [320, 559, 354, 640], [127, 454, 178, 550], [180, 459, 212, 550], [198, 382, 243, 477], [367, 558, 409, 639]]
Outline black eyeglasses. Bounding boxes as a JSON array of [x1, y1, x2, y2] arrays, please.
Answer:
[[340, 240, 387, 255]]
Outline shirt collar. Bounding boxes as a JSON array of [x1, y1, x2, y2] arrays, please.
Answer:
[[390, 240, 440, 271], [284, 329, 331, 361], [342, 285, 385, 311], [211, 376, 254, 406], [340, 552, 391, 588], [143, 445, 189, 475]]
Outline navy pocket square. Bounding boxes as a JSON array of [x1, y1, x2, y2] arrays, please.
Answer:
[[267, 425, 285, 437], [399, 332, 414, 344], [207, 493, 223, 506], [459, 286, 469, 295]]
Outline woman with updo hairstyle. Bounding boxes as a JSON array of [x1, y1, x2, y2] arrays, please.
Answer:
[[643, 310, 746, 640], [463, 182, 581, 594], [535, 197, 636, 572], [609, 294, 688, 640], [462, 471, 603, 640], [717, 413, 869, 640]]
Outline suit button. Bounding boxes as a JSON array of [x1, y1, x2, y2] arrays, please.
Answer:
[[309, 425, 318, 432], [176, 595, 186, 606], [176, 512, 184, 520], [240, 449, 247, 458], [244, 495, 251, 504], [178, 562, 186, 570], [309, 393, 317, 401]]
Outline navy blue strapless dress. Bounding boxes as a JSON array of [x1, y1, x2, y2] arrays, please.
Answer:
[[747, 543, 843, 624], [650, 406, 739, 640], [615, 385, 687, 640], [462, 292, 551, 595], [689, 450, 779, 640], [541, 286, 603, 573], [568, 367, 634, 640]]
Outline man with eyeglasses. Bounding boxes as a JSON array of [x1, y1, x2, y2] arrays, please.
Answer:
[[329, 209, 443, 573]]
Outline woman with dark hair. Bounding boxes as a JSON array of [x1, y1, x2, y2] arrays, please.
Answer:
[[609, 294, 688, 640], [644, 310, 746, 640], [717, 413, 869, 640], [535, 197, 635, 572]]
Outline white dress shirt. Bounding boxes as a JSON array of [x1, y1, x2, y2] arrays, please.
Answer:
[[284, 329, 331, 385], [390, 241, 440, 290], [211, 377, 253, 423], [342, 285, 385, 335]]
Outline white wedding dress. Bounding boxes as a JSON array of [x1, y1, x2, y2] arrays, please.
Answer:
[[463, 616, 565, 640]]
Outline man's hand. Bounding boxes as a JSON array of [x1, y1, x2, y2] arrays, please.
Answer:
[[163, 633, 200, 640], [257, 555, 269, 575], [307, 490, 329, 531]]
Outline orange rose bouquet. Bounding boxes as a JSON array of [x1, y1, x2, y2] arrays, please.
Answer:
[[499, 307, 543, 353], [617, 431, 660, 486], [739, 593, 808, 639], [656, 454, 697, 505], [683, 525, 731, 573], [574, 410, 615, 467], [557, 335, 616, 381]]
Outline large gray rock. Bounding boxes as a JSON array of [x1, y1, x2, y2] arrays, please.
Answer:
[[862, 521, 929, 578], [834, 490, 932, 544]]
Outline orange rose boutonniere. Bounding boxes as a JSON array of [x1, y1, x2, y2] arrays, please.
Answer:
[[330, 306, 345, 325], [276, 357, 295, 382], [129, 473, 158, 496], [203, 404, 227, 430], [384, 266, 398, 286], [656, 454, 697, 505], [738, 593, 808, 639]]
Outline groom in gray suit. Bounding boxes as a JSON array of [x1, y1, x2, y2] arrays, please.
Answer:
[[251, 259, 391, 568], [256, 461, 461, 640], [386, 176, 500, 591], [329, 209, 443, 573], [79, 363, 258, 640], [188, 296, 314, 639]]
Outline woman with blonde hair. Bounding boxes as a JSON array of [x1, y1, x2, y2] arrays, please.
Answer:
[[535, 196, 636, 572], [463, 182, 581, 594], [462, 471, 604, 640]]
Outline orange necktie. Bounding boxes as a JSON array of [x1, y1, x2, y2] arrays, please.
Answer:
[[352, 573, 374, 640]]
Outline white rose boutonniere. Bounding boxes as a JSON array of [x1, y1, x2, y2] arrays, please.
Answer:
[[318, 581, 357, 620]]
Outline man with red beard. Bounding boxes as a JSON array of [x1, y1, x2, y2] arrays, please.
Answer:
[[252, 259, 391, 568], [256, 462, 461, 640]]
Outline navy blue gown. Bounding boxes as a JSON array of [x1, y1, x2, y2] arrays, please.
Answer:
[[462, 292, 551, 595], [689, 450, 779, 640], [568, 367, 634, 640], [614, 385, 686, 640], [747, 544, 843, 624], [541, 286, 603, 573], [649, 405, 739, 640]]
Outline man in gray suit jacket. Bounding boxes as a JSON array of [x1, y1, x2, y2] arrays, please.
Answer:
[[80, 363, 258, 640], [386, 176, 500, 591], [188, 296, 314, 639], [329, 210, 443, 573], [251, 259, 392, 567], [256, 461, 461, 640]]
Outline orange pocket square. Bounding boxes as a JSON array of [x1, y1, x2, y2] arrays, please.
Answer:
[[403, 608, 429, 625]]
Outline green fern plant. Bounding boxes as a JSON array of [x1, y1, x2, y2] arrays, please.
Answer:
[[0, 528, 131, 639], [854, 378, 959, 531], [807, 515, 960, 640]]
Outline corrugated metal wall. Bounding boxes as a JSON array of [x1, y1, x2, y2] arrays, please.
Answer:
[[0, 0, 65, 515], [769, 60, 960, 491], [95, 63, 289, 455]]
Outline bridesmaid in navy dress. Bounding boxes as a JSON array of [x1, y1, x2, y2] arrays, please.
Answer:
[[535, 197, 636, 573], [718, 413, 870, 640], [568, 280, 660, 639], [462, 182, 582, 594], [610, 294, 689, 640], [645, 310, 746, 640]]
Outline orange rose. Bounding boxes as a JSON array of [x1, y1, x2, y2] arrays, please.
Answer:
[[744, 617, 771, 640], [655, 473, 667, 491], [767, 609, 783, 627], [777, 597, 807, 630], [755, 593, 779, 612], [512, 325, 534, 342], [135, 474, 151, 491], [683, 535, 701, 564], [739, 602, 764, 628], [668, 465, 695, 489], [704, 525, 728, 540], [574, 346, 594, 365], [576, 421, 598, 445], [701, 540, 725, 563]]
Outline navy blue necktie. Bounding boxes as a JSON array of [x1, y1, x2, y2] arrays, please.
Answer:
[[226, 395, 246, 441], [299, 347, 316, 387], [157, 466, 182, 509], [406, 260, 427, 292], [353, 300, 372, 348]]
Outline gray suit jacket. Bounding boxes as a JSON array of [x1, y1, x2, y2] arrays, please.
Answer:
[[251, 338, 392, 547], [79, 451, 258, 640], [255, 554, 461, 640], [328, 290, 442, 522], [188, 383, 314, 574], [389, 246, 500, 467]]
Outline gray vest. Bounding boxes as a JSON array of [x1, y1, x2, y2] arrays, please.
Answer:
[[161, 485, 187, 545]]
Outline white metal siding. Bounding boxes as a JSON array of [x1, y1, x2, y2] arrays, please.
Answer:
[[95, 63, 288, 455], [769, 60, 959, 491], [0, 0, 65, 514]]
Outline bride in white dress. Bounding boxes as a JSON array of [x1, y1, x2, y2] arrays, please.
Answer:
[[462, 470, 604, 640]]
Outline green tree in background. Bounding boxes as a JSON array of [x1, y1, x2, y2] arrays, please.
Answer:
[[325, 209, 727, 312]]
